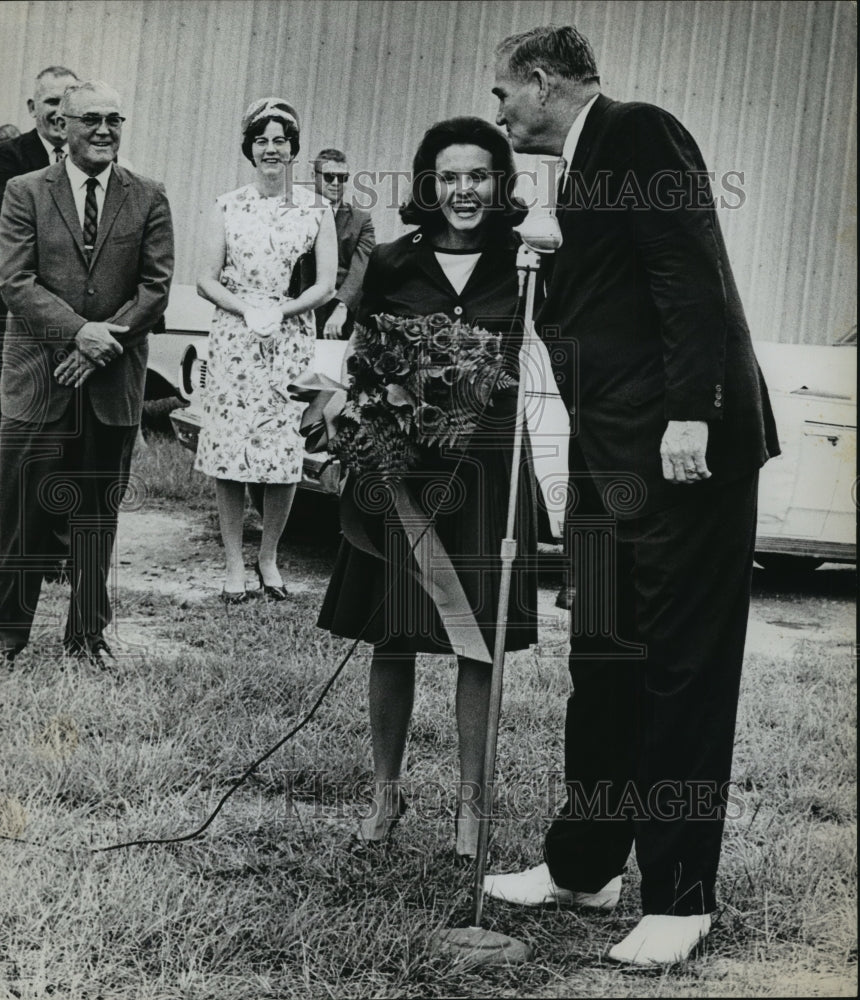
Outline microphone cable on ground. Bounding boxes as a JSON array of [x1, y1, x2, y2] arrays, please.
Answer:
[[1, 295, 528, 857]]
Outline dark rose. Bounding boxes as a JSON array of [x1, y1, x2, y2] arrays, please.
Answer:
[[373, 350, 410, 378], [416, 403, 445, 433], [400, 320, 424, 342], [426, 312, 451, 329], [431, 327, 455, 351]]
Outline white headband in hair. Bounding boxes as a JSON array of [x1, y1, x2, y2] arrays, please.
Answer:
[[241, 97, 299, 135]]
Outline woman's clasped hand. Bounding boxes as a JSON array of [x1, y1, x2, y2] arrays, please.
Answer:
[[243, 304, 283, 337], [194, 95, 336, 602]]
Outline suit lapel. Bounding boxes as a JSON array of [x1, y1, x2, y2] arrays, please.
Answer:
[[46, 161, 87, 261], [23, 129, 50, 170], [90, 166, 130, 270], [569, 93, 614, 175], [413, 234, 499, 303], [557, 95, 615, 222]]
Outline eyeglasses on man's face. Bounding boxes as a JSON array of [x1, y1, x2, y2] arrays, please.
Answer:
[[321, 172, 349, 184], [61, 113, 126, 129], [252, 136, 290, 148]]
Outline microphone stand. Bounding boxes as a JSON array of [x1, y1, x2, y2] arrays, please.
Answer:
[[470, 242, 540, 931], [431, 217, 561, 966]]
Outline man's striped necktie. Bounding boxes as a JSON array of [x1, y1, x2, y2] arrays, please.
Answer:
[[83, 177, 98, 258]]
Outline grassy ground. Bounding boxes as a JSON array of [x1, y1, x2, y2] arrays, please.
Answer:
[[0, 436, 856, 998]]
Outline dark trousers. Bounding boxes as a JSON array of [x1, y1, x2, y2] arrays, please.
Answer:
[[0, 393, 136, 653], [1, 305, 69, 559], [544, 469, 758, 915]]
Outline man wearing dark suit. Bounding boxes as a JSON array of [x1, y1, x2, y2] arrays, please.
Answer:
[[484, 26, 779, 965], [0, 66, 79, 206], [0, 68, 80, 582], [0, 80, 174, 666], [0, 65, 80, 360], [312, 148, 375, 339]]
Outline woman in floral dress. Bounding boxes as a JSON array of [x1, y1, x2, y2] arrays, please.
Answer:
[[196, 98, 337, 602]]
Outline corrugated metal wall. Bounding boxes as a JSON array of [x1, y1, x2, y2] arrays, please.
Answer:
[[0, 0, 855, 344]]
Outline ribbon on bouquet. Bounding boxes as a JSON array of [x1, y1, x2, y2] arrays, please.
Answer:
[[287, 371, 348, 454], [390, 480, 492, 664], [341, 476, 492, 665], [288, 371, 492, 664]]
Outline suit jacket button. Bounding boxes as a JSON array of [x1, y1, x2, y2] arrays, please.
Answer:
[[714, 400, 722, 408], [86, 288, 95, 295], [454, 305, 463, 316]]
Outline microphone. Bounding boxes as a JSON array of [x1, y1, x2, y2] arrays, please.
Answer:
[[516, 214, 563, 298], [517, 213, 564, 254]]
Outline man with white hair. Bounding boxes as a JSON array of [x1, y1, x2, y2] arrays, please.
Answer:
[[0, 80, 174, 666]]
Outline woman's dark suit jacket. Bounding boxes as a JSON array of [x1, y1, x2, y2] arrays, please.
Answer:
[[318, 229, 538, 655]]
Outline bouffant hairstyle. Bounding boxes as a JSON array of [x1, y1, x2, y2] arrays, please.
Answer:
[[399, 116, 528, 235], [240, 98, 300, 164]]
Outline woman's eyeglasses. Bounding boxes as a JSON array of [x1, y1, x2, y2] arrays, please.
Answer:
[[61, 114, 126, 129]]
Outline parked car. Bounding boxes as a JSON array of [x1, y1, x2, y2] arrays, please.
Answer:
[[752, 328, 856, 571], [143, 283, 211, 433], [157, 283, 856, 571]]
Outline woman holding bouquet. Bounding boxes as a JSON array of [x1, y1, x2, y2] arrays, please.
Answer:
[[196, 98, 336, 602], [318, 117, 538, 858]]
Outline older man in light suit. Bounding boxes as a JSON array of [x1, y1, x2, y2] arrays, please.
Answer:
[[0, 80, 174, 665]]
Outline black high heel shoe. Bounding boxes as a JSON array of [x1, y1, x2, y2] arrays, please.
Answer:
[[355, 788, 408, 847], [220, 588, 250, 605], [253, 559, 288, 602]]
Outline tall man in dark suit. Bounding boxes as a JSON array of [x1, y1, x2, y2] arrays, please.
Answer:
[[312, 148, 375, 339], [483, 26, 779, 965], [0, 80, 174, 665]]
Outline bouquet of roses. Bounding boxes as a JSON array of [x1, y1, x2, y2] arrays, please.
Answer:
[[329, 312, 517, 476]]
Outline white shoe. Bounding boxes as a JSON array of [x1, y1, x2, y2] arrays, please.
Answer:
[[483, 863, 622, 911], [607, 914, 711, 966]]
